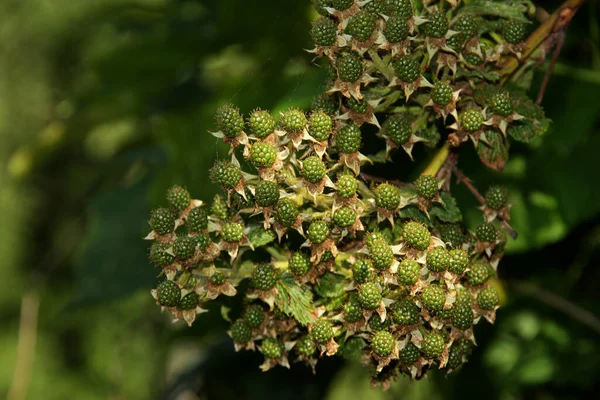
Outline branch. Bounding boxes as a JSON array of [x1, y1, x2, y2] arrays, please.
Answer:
[[359, 172, 405, 188], [422, 142, 450, 177]]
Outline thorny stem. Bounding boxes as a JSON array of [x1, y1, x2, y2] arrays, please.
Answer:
[[536, 31, 566, 104], [368, 48, 395, 83], [359, 172, 405, 187]]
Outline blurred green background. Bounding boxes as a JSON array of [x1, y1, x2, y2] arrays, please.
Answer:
[[1, 1, 599, 399]]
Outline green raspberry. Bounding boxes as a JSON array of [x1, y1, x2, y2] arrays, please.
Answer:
[[476, 222, 498, 242], [402, 221, 431, 251], [448, 249, 468, 274], [369, 241, 394, 271], [344, 298, 364, 323], [150, 242, 175, 267], [296, 335, 316, 357], [347, 97, 368, 114], [255, 180, 280, 207], [311, 319, 334, 344], [173, 236, 196, 260], [353, 258, 375, 284], [477, 287, 500, 310], [397, 259, 420, 285], [368, 315, 391, 331], [400, 343, 419, 364], [251, 264, 279, 290], [274, 198, 299, 227], [302, 156, 327, 183], [281, 108, 307, 133], [336, 123, 361, 153], [387, 0, 413, 20], [383, 114, 412, 145], [177, 292, 199, 310], [209, 160, 242, 188], [451, 304, 474, 330], [414, 175, 438, 200], [460, 109, 484, 132], [392, 55, 420, 83], [371, 331, 395, 356], [375, 183, 401, 211], [261, 338, 283, 358], [221, 222, 244, 243], [307, 220, 330, 244], [421, 332, 445, 358], [150, 207, 176, 235], [358, 282, 382, 310], [289, 252, 311, 276], [308, 110, 333, 141], [312, 94, 337, 116], [384, 15, 409, 42], [346, 11, 377, 42], [249, 142, 277, 168], [485, 185, 508, 210], [466, 260, 491, 286], [422, 12, 449, 38], [210, 272, 225, 285], [216, 104, 244, 138], [431, 81, 453, 106], [464, 53, 483, 66], [336, 174, 359, 198], [454, 14, 480, 37], [231, 319, 252, 343], [333, 206, 356, 228], [503, 20, 527, 44], [167, 185, 191, 211], [490, 92, 513, 116], [187, 207, 208, 232], [455, 288, 474, 306], [248, 109, 276, 138], [426, 247, 450, 272], [311, 17, 337, 46], [243, 304, 265, 328], [421, 285, 446, 311], [332, 0, 353, 11], [157, 280, 181, 307], [336, 52, 363, 82], [391, 300, 420, 325], [441, 223, 464, 249]]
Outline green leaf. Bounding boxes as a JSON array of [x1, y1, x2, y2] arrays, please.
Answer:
[[398, 205, 431, 226], [430, 193, 463, 223], [457, 1, 531, 22], [314, 272, 347, 298], [248, 227, 276, 248], [477, 130, 508, 172], [456, 68, 501, 83], [275, 274, 316, 325]]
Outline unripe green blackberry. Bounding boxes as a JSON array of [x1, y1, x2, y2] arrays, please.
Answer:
[[336, 123, 361, 154], [311, 17, 337, 46], [173, 235, 196, 260], [485, 185, 509, 210], [336, 52, 363, 82], [402, 221, 431, 251], [187, 207, 208, 232], [273, 307, 287, 320], [391, 300, 420, 325], [383, 114, 412, 145], [374, 183, 401, 210], [421, 332, 445, 358], [371, 331, 395, 356], [466, 260, 491, 286], [435, 308, 452, 320], [397, 259, 420, 285], [366, 231, 388, 248], [211, 195, 228, 220], [447, 33, 466, 51], [421, 285, 446, 311], [251, 264, 279, 291], [150, 242, 175, 267], [454, 14, 480, 37], [231, 319, 252, 343], [464, 53, 483, 66], [369, 241, 394, 271], [422, 12, 449, 38], [392, 56, 420, 83], [476, 222, 498, 242], [451, 304, 474, 330], [289, 252, 311, 276], [216, 104, 244, 138], [178, 292, 199, 310], [368, 315, 391, 331], [281, 108, 307, 133], [312, 94, 337, 116], [455, 288, 474, 306], [221, 222, 244, 243], [460, 109, 484, 132], [336, 174, 359, 198], [332, 0, 353, 11], [243, 304, 265, 328], [296, 335, 316, 357], [167, 185, 191, 211], [503, 20, 527, 44], [400, 343, 419, 364], [313, 0, 332, 16], [308, 110, 333, 141], [431, 81, 453, 106], [210, 272, 225, 285], [490, 92, 513, 116], [302, 156, 327, 183], [358, 282, 382, 310], [255, 180, 280, 207], [333, 206, 357, 228], [307, 220, 330, 244], [387, 0, 413, 20], [364, 0, 386, 14], [447, 345, 463, 369], [477, 287, 500, 310], [414, 175, 438, 200], [209, 161, 242, 188], [353, 258, 375, 284], [347, 97, 368, 114], [195, 233, 212, 252], [157, 280, 181, 307], [344, 298, 364, 323], [384, 15, 409, 43], [426, 247, 450, 272], [346, 11, 377, 42], [274, 198, 299, 227], [248, 109, 276, 138], [311, 319, 334, 344], [150, 208, 176, 235], [262, 338, 283, 359], [440, 223, 464, 249], [448, 249, 469, 274], [249, 142, 277, 168]]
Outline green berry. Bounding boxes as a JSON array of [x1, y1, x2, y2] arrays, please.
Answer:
[[392, 56, 420, 83], [312, 94, 337, 116], [261, 338, 283, 358], [400, 343, 419, 364], [451, 304, 473, 330], [490, 92, 513, 116], [336, 52, 363, 82], [366, 231, 388, 247], [353, 258, 375, 284], [296, 336, 316, 357], [466, 260, 491, 286], [231, 319, 252, 343], [347, 97, 368, 114], [157, 280, 181, 307], [248, 109, 276, 138], [371, 331, 395, 356], [150, 208, 176, 235], [333, 206, 356, 228], [485, 185, 508, 210], [383, 114, 412, 145], [476, 222, 498, 242], [384, 15, 409, 42], [477, 287, 500, 310], [455, 288, 474, 306], [332, 0, 353, 11], [249, 142, 277, 168], [402, 221, 431, 251], [447, 345, 463, 369], [447, 33, 466, 51], [314, 0, 332, 16], [422, 12, 449, 38], [150, 242, 175, 267], [210, 272, 225, 285], [167, 185, 191, 211], [255, 180, 280, 207], [178, 292, 199, 310], [216, 104, 244, 138], [243, 304, 265, 328], [344, 298, 364, 323], [321, 250, 334, 263], [391, 300, 420, 325], [369, 241, 394, 271], [173, 236, 196, 260], [274, 198, 299, 227], [209, 161, 242, 188], [421, 285, 446, 311], [211, 195, 228, 220], [307, 220, 330, 244], [503, 20, 527, 44], [221, 222, 244, 242], [364, 0, 387, 14], [414, 175, 438, 200], [431, 81, 453, 106], [302, 156, 327, 183], [281, 108, 308, 133], [454, 14, 480, 37], [460, 109, 484, 132], [441, 224, 464, 249], [387, 0, 413, 20], [426, 247, 450, 272], [346, 11, 377, 42], [308, 110, 333, 141], [336, 123, 361, 153], [397, 259, 420, 285], [464, 53, 483, 66], [289, 252, 311, 276], [311, 17, 337, 46], [187, 207, 209, 232], [368, 315, 391, 331], [375, 183, 401, 211], [311, 319, 334, 344], [251, 264, 279, 290], [194, 233, 212, 251], [421, 332, 445, 358], [336, 174, 359, 198], [358, 282, 382, 310], [448, 249, 469, 274]]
